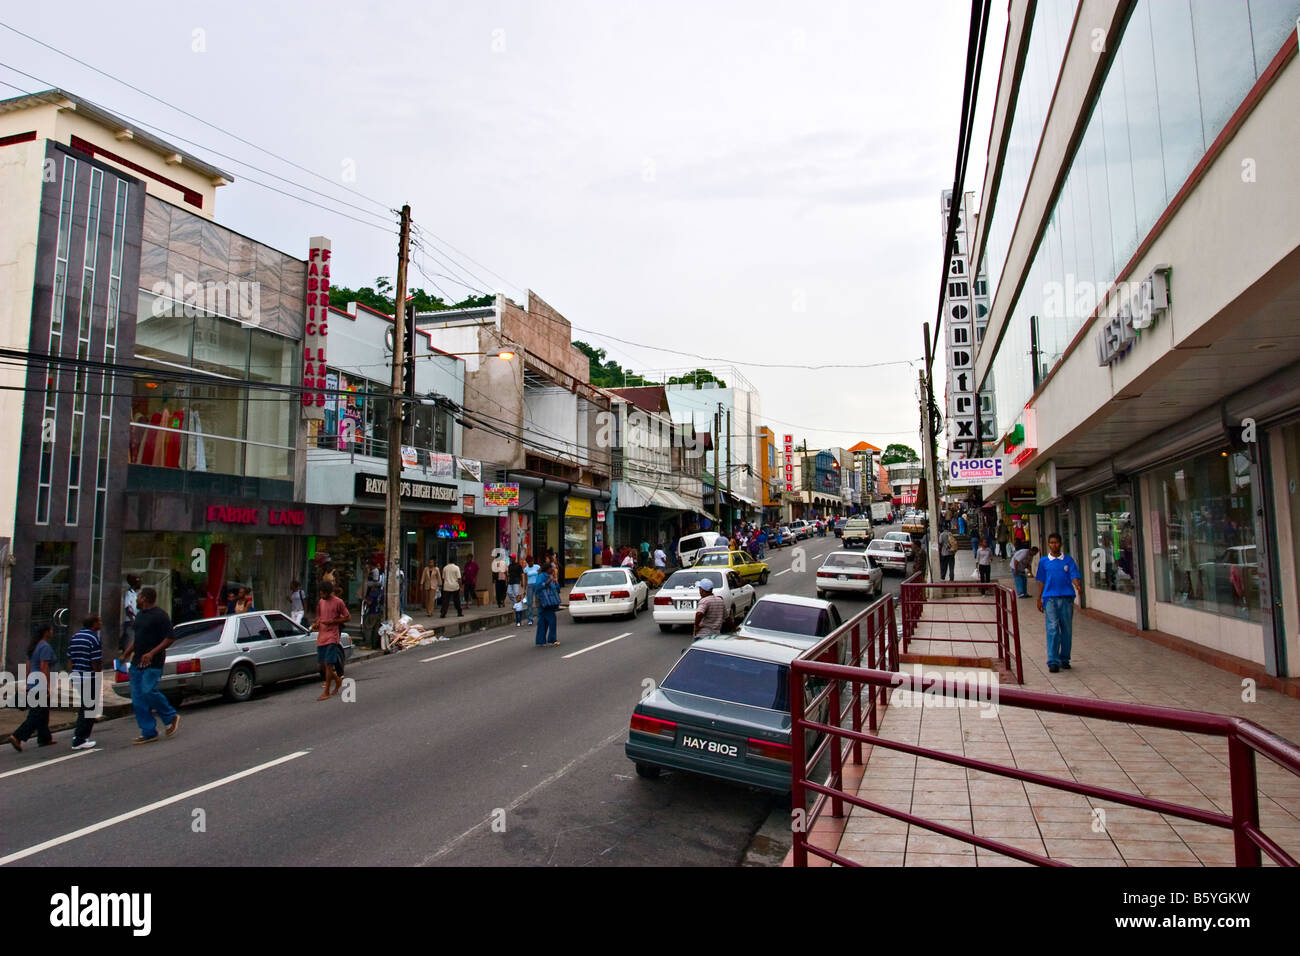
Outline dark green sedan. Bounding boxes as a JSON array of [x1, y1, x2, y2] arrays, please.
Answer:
[[625, 633, 826, 795]]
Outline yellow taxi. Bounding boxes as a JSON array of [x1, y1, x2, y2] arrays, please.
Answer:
[[691, 548, 771, 585]]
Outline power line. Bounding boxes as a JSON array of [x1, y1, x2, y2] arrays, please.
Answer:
[[0, 21, 393, 213]]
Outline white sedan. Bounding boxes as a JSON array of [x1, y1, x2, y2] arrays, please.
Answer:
[[567, 567, 650, 621], [815, 551, 884, 599], [865, 538, 914, 574], [652, 568, 756, 633]]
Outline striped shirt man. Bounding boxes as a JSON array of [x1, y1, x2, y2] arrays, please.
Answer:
[[68, 619, 103, 749], [67, 626, 102, 673]]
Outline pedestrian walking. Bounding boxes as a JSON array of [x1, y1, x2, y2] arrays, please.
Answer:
[[523, 555, 541, 625], [976, 538, 993, 594], [121, 587, 180, 744], [996, 521, 1011, 559], [1011, 545, 1039, 598], [313, 581, 350, 699], [123, 575, 140, 646], [421, 559, 441, 616], [68, 615, 104, 750], [8, 624, 58, 752], [507, 555, 524, 622], [601, 544, 614, 566], [492, 552, 509, 607], [288, 580, 307, 625], [362, 577, 383, 647], [534, 564, 562, 647], [463, 556, 479, 607], [692, 578, 727, 638], [1036, 533, 1083, 673], [441, 558, 464, 618], [938, 528, 956, 582], [653, 543, 667, 575]]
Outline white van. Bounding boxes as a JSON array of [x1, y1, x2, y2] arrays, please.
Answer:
[[677, 531, 729, 568]]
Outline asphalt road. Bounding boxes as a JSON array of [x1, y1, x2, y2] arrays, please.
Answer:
[[0, 532, 907, 867]]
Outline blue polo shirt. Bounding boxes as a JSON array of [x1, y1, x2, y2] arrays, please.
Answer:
[[1036, 552, 1081, 598]]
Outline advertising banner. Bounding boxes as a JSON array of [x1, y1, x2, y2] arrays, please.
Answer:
[[484, 482, 520, 508], [946, 457, 1005, 485]]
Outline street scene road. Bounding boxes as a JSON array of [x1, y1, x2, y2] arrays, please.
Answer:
[[3, 539, 905, 867]]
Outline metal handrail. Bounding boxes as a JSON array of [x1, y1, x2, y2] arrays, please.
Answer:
[[789, 660, 1300, 867], [900, 578, 1024, 684]]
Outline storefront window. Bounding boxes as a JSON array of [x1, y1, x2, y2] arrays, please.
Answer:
[[564, 498, 593, 578], [1153, 449, 1259, 621], [1090, 488, 1136, 595], [123, 531, 293, 625], [131, 292, 295, 479]]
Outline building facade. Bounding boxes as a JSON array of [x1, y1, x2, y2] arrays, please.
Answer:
[[971, 0, 1300, 677]]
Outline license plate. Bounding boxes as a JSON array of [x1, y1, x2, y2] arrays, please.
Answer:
[[838, 574, 847, 581], [592, 595, 606, 603], [679, 733, 740, 759], [676, 600, 696, 610]]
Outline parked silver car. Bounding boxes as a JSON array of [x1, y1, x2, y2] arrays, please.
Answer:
[[113, 611, 355, 703]]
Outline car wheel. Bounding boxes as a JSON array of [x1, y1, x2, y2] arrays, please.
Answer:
[[223, 664, 254, 703], [759, 570, 769, 585], [635, 762, 661, 779], [658, 623, 673, 633], [817, 589, 826, 599]]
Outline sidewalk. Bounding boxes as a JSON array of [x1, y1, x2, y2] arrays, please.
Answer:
[[814, 547, 1300, 867]]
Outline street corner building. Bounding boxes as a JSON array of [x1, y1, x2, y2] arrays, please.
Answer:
[[964, 0, 1300, 684], [0, 89, 343, 668]]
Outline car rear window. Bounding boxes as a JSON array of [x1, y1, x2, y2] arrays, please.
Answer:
[[694, 552, 732, 566], [662, 649, 789, 710], [576, 570, 629, 587], [663, 570, 724, 590], [743, 601, 830, 636], [170, 621, 225, 649], [823, 553, 869, 570]]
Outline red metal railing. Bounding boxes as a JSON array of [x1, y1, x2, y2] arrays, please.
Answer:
[[789, 655, 1300, 867], [900, 577, 1024, 684], [793, 591, 901, 829]]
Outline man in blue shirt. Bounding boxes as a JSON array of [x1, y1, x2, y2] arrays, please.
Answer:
[[1035, 533, 1083, 673], [523, 556, 542, 626]]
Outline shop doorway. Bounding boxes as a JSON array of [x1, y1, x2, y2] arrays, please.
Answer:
[[32, 542, 74, 664]]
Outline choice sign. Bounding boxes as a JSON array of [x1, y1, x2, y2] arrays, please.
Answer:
[[947, 457, 1005, 485]]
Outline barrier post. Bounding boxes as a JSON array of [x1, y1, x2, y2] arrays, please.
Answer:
[[866, 614, 879, 732], [851, 621, 863, 763], [829, 675, 844, 818], [1228, 734, 1263, 866], [790, 665, 808, 866]]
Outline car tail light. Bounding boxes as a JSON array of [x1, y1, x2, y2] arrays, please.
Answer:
[[653, 596, 671, 605], [816, 571, 834, 578], [570, 592, 586, 601], [611, 589, 631, 598], [114, 669, 129, 683], [630, 714, 676, 738], [175, 658, 202, 675], [747, 737, 792, 762]]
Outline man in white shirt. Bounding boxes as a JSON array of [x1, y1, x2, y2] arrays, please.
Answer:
[[440, 560, 463, 618], [123, 575, 140, 641], [653, 544, 667, 572]]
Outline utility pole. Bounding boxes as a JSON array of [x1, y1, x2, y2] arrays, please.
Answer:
[[384, 204, 412, 641], [724, 407, 732, 535], [921, 321, 942, 582], [712, 407, 721, 529]]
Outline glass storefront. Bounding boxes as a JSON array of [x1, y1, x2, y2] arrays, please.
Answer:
[[1152, 448, 1259, 622], [133, 291, 296, 480], [1090, 487, 1137, 595], [564, 498, 592, 580], [123, 531, 296, 624], [989, 0, 1300, 431]]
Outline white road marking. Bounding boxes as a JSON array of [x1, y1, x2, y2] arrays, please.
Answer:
[[0, 749, 97, 779], [419, 726, 627, 865], [0, 750, 309, 866], [421, 633, 515, 662], [774, 569, 791, 576], [562, 632, 633, 659]]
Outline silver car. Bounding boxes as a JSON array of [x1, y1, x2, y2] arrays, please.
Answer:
[[113, 611, 355, 703]]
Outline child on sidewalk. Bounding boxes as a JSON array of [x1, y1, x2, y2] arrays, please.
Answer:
[[513, 600, 525, 627]]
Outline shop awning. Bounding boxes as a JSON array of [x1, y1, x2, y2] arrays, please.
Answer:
[[725, 489, 758, 508], [618, 481, 697, 514]]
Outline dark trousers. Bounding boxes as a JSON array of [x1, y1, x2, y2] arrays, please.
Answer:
[[73, 672, 98, 745], [440, 589, 463, 616], [74, 708, 96, 745], [978, 563, 991, 594], [14, 706, 52, 745], [939, 554, 955, 581]]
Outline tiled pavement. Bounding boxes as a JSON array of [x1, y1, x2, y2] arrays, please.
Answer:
[[826, 548, 1300, 867]]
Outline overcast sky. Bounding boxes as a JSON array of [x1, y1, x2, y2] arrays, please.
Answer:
[[2, 0, 1006, 455]]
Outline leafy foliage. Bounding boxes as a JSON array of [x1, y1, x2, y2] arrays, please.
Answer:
[[329, 277, 493, 315], [881, 443, 920, 464], [573, 341, 649, 387], [665, 368, 726, 389]]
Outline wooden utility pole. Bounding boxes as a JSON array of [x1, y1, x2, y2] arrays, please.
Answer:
[[712, 407, 721, 528], [921, 321, 942, 581], [384, 204, 412, 641]]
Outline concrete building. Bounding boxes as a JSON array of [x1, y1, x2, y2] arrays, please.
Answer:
[[970, 0, 1300, 679]]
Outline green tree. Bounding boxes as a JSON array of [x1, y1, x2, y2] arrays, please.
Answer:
[[881, 443, 919, 464], [665, 368, 726, 389], [573, 340, 648, 387], [329, 277, 493, 315]]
